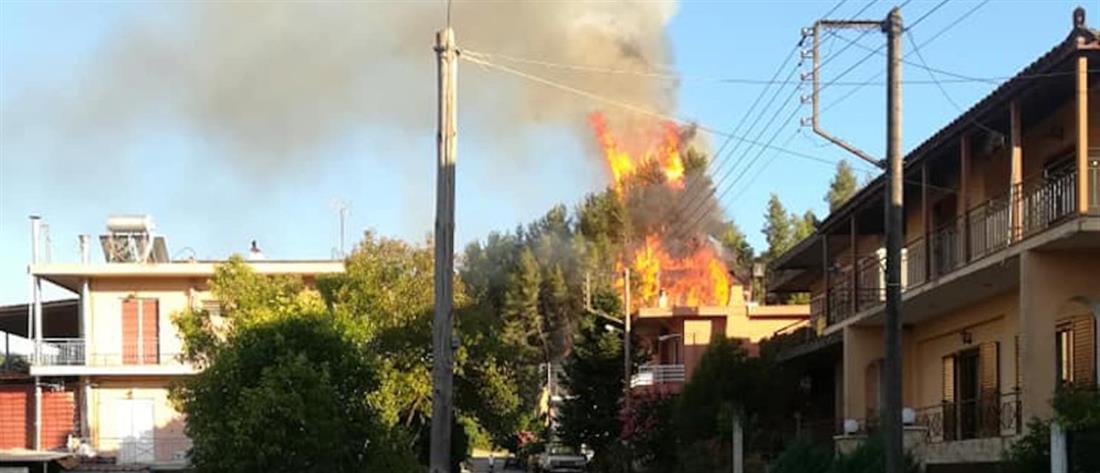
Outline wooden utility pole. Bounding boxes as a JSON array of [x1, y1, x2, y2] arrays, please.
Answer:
[[431, 27, 458, 473], [805, 7, 904, 473], [883, 8, 904, 473]]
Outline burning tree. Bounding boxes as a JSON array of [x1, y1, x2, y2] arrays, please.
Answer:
[[588, 112, 738, 308]]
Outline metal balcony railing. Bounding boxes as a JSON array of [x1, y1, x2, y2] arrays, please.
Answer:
[[913, 391, 1021, 443], [814, 169, 1082, 329], [630, 364, 686, 388], [38, 338, 86, 365], [34, 338, 185, 367]]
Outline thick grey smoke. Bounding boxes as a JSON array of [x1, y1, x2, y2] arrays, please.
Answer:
[[4, 1, 681, 175]]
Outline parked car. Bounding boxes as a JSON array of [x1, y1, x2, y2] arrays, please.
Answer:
[[536, 444, 587, 472]]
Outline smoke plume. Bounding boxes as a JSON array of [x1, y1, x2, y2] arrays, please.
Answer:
[[4, 1, 681, 176]]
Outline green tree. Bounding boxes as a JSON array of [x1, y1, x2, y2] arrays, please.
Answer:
[[172, 308, 418, 472], [763, 193, 795, 260], [793, 210, 817, 242], [826, 160, 859, 212], [558, 318, 625, 470], [503, 247, 546, 362], [717, 220, 754, 275]]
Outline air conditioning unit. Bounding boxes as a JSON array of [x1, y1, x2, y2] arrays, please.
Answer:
[[874, 247, 908, 301]]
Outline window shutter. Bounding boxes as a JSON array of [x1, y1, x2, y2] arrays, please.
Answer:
[[141, 299, 159, 365], [979, 341, 1001, 436], [942, 356, 955, 401], [1073, 316, 1095, 385], [1014, 335, 1021, 389], [122, 299, 139, 365], [942, 355, 956, 441]]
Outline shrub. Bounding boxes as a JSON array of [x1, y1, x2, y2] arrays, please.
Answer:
[[769, 439, 832, 473], [1001, 418, 1050, 473], [828, 436, 917, 473]]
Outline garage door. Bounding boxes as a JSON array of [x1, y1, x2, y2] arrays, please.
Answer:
[[0, 384, 31, 449], [41, 389, 77, 449]]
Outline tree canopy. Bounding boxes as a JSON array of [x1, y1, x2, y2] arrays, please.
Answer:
[[826, 159, 859, 212]]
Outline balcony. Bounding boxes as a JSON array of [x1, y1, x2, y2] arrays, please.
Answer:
[[912, 391, 1022, 443], [818, 168, 1089, 329], [31, 338, 193, 376], [630, 364, 685, 388]]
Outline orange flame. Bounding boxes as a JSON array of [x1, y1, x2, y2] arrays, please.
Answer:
[[589, 112, 732, 308], [589, 112, 685, 189]]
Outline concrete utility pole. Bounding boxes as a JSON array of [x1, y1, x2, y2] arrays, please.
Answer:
[[804, 8, 904, 473], [430, 26, 458, 473], [882, 9, 904, 473], [622, 268, 632, 473], [623, 268, 632, 408]]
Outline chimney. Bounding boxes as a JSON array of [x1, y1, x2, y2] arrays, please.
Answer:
[[79, 235, 91, 264], [249, 240, 265, 261], [29, 215, 41, 265]]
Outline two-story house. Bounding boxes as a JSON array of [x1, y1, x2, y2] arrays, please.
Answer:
[[1, 215, 342, 469], [629, 281, 809, 393], [768, 8, 1099, 470]]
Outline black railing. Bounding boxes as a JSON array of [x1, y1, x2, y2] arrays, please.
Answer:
[[905, 238, 927, 288], [1019, 170, 1077, 238], [913, 391, 1021, 443], [1089, 150, 1099, 212], [930, 220, 963, 277], [815, 169, 1082, 329]]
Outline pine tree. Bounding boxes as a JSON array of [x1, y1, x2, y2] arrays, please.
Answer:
[[826, 159, 859, 212], [793, 210, 817, 241], [717, 220, 754, 275], [502, 248, 544, 362], [762, 194, 794, 260]]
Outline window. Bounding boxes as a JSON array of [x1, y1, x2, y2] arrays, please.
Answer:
[[1055, 316, 1095, 387], [121, 298, 159, 365], [1057, 325, 1074, 385]]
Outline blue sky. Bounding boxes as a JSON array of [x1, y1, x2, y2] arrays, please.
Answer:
[[0, 0, 1083, 304]]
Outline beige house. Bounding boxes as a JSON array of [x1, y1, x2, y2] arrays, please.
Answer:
[[769, 8, 1100, 469], [19, 216, 342, 467], [630, 283, 809, 393]]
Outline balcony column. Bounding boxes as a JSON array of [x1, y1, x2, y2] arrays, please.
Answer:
[[960, 135, 971, 261], [922, 161, 931, 278], [1010, 101, 1024, 242], [1076, 53, 1090, 214], [81, 278, 91, 365], [822, 233, 830, 323], [850, 216, 858, 315]]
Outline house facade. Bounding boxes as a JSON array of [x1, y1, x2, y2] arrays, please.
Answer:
[[1, 216, 342, 468], [629, 283, 809, 393], [769, 8, 1099, 469]]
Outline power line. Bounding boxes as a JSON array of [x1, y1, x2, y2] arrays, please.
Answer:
[[822, 0, 990, 113], [672, 0, 889, 234], [683, 0, 963, 238], [461, 49, 1061, 86], [459, 54, 855, 169], [905, 28, 1002, 136]]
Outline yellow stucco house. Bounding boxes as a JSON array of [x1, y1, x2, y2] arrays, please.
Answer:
[[769, 8, 1100, 470], [17, 215, 342, 468]]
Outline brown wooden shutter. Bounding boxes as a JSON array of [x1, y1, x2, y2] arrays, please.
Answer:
[[141, 299, 159, 365], [1073, 316, 1095, 385], [1014, 335, 1021, 389], [942, 355, 957, 441], [122, 298, 139, 365], [979, 341, 1001, 436]]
